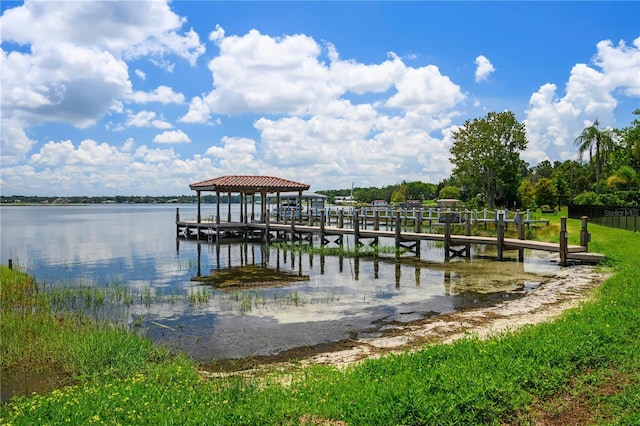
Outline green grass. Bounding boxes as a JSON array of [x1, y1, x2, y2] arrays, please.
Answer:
[[0, 268, 171, 385], [1, 217, 639, 425]]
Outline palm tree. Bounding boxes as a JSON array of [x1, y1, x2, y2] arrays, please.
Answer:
[[574, 119, 615, 192]]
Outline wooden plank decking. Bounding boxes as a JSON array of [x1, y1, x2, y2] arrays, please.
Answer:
[[176, 211, 605, 266]]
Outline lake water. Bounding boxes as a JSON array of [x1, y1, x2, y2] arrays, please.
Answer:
[[1, 204, 559, 361]]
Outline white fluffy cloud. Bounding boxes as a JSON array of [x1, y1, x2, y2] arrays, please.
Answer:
[[386, 65, 464, 113], [474, 55, 496, 82], [126, 111, 173, 129], [179, 26, 466, 187], [179, 96, 212, 124], [205, 137, 257, 171], [153, 130, 191, 144], [1, 137, 220, 195], [192, 27, 465, 119], [203, 29, 334, 114], [0, 0, 204, 166], [524, 37, 640, 164], [129, 86, 186, 104]]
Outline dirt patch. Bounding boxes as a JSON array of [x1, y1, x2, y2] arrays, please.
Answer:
[[515, 369, 632, 425], [201, 264, 608, 375]]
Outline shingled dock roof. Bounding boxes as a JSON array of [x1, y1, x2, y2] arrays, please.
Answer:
[[189, 175, 310, 193]]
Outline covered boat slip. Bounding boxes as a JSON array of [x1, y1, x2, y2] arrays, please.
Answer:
[[188, 175, 310, 223], [177, 175, 311, 240]]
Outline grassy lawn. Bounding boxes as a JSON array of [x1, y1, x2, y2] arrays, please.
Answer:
[[1, 213, 639, 425]]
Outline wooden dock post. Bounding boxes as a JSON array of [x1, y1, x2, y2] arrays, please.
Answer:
[[444, 209, 451, 260], [518, 211, 525, 262], [497, 211, 505, 260], [415, 210, 422, 233], [264, 214, 271, 243], [580, 216, 590, 250], [354, 210, 361, 246], [464, 211, 471, 258], [374, 210, 380, 231], [338, 210, 344, 228], [290, 210, 296, 243], [395, 210, 402, 251], [176, 208, 180, 238], [319, 209, 326, 245], [560, 217, 568, 266]]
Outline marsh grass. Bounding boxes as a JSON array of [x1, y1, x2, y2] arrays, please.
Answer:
[[0, 268, 171, 387], [2, 215, 638, 425]]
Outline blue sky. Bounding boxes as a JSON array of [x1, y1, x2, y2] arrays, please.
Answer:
[[1, 1, 639, 196]]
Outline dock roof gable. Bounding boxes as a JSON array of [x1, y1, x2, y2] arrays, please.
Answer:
[[189, 175, 310, 193]]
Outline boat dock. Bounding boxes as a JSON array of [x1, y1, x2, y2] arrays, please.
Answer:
[[176, 209, 605, 267]]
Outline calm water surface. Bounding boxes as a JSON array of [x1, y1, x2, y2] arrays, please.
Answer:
[[1, 204, 559, 360]]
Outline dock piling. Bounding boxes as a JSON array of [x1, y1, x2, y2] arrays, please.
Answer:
[[518, 211, 525, 262], [465, 211, 472, 258], [497, 211, 505, 260], [354, 211, 361, 246], [580, 216, 590, 250], [560, 217, 568, 266], [395, 211, 402, 251], [444, 209, 451, 260]]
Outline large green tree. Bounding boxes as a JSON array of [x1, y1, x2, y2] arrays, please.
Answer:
[[449, 111, 528, 208], [534, 177, 558, 207], [574, 119, 615, 192], [615, 109, 640, 172]]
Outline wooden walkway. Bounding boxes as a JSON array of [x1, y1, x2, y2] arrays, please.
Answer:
[[176, 209, 605, 266]]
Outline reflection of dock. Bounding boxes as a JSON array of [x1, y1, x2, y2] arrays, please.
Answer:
[[177, 209, 605, 267], [183, 241, 548, 297]]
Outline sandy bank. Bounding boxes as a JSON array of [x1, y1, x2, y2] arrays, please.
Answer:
[[202, 262, 608, 376]]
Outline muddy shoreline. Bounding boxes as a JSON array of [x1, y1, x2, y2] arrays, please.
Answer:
[[201, 263, 607, 375]]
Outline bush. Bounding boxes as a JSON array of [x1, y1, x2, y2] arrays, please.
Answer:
[[573, 191, 600, 205], [438, 185, 461, 200]]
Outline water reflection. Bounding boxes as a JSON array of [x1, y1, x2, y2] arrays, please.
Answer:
[[152, 239, 557, 360], [1, 205, 559, 362]]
